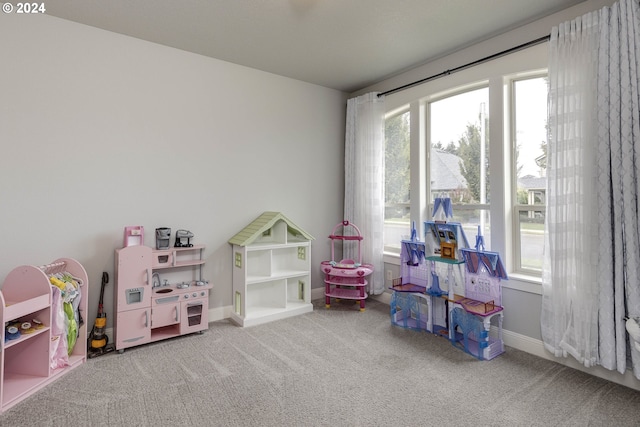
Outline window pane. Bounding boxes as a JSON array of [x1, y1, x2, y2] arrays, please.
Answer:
[[452, 208, 491, 250], [431, 88, 489, 204], [514, 77, 547, 274], [430, 88, 490, 248], [515, 77, 547, 201], [518, 209, 545, 272], [384, 111, 410, 252]]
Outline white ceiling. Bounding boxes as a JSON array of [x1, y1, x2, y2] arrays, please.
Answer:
[[45, 0, 586, 92]]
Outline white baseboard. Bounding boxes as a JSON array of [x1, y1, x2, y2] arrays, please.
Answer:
[[311, 286, 325, 302], [371, 292, 391, 305], [208, 304, 232, 322], [503, 327, 640, 390]]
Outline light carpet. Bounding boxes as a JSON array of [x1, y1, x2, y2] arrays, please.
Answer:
[[1, 299, 640, 426]]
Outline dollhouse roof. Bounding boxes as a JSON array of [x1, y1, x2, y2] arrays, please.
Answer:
[[228, 211, 314, 246], [460, 248, 508, 280]]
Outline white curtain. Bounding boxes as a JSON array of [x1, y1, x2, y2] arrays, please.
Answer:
[[542, 0, 640, 377], [344, 92, 385, 295]]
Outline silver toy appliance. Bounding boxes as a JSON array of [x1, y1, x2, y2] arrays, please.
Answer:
[[155, 227, 171, 250], [174, 229, 194, 247]]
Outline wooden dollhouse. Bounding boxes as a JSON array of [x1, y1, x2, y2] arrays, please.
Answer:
[[229, 212, 314, 327]]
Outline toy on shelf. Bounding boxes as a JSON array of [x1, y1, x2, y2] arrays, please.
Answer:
[[320, 221, 373, 311], [174, 229, 194, 247], [124, 226, 144, 247]]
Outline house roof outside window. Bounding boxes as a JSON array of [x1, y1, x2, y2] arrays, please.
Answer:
[[431, 150, 467, 193]]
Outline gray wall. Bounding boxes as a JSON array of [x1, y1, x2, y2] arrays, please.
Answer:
[[0, 14, 346, 329]]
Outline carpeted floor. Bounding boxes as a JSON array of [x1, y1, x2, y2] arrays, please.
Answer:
[[1, 298, 640, 426]]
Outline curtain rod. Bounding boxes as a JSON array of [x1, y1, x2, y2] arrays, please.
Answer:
[[378, 34, 551, 98]]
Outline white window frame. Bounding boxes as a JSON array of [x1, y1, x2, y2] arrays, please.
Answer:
[[383, 107, 412, 255], [426, 85, 491, 248], [381, 43, 548, 292], [509, 73, 548, 276]]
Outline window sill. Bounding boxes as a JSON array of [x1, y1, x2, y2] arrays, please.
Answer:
[[503, 272, 542, 295], [383, 252, 401, 265]]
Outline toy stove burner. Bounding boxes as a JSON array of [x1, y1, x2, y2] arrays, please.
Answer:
[[176, 282, 190, 289]]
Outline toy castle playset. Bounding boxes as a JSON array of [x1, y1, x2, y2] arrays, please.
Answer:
[[390, 196, 508, 360]]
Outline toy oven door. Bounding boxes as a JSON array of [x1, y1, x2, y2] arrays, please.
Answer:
[[180, 297, 208, 334]]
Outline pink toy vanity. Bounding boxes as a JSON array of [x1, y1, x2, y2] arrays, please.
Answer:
[[320, 221, 373, 311]]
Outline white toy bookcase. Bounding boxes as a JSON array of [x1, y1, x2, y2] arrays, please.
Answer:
[[229, 212, 314, 327]]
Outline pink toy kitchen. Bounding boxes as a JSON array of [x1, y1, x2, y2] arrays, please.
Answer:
[[114, 228, 212, 353]]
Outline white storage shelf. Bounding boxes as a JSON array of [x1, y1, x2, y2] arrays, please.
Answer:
[[247, 270, 310, 285], [246, 280, 287, 309], [286, 277, 308, 303], [247, 243, 309, 283], [246, 245, 310, 284], [230, 213, 314, 327], [243, 247, 311, 296], [247, 250, 273, 280]]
